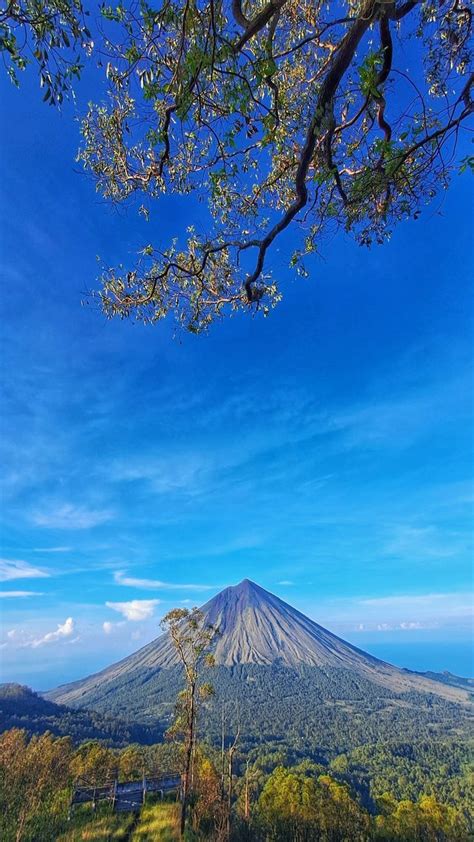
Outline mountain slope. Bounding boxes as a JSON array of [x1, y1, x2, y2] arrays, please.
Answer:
[[47, 579, 469, 707], [0, 683, 160, 744]]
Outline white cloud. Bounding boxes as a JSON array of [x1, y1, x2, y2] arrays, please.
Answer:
[[372, 621, 431, 632], [351, 620, 435, 633], [102, 619, 126, 634], [0, 558, 49, 582], [277, 580, 294, 586], [30, 617, 75, 648], [106, 599, 161, 621], [400, 621, 424, 630], [32, 504, 113, 529], [0, 590, 44, 598], [113, 570, 216, 591]]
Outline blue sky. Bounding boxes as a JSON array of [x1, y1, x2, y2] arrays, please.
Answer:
[[0, 64, 473, 688]]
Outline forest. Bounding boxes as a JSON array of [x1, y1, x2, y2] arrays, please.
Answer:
[[0, 727, 472, 841], [0, 684, 162, 746], [44, 664, 473, 757]]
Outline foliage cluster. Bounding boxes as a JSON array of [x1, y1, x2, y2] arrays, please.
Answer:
[[0, 729, 472, 841], [0, 0, 91, 101], [0, 683, 161, 746], [0, 728, 184, 841]]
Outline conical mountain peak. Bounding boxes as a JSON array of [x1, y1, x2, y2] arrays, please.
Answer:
[[205, 578, 270, 612], [47, 580, 468, 707]]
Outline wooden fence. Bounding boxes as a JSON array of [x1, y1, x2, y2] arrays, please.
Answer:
[[70, 774, 181, 815]]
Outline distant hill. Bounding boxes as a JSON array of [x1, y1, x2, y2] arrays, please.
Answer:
[[46, 580, 473, 755], [0, 683, 161, 745], [409, 670, 474, 693]]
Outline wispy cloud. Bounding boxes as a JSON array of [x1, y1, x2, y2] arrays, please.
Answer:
[[0, 558, 49, 581], [32, 504, 114, 530], [102, 620, 125, 634], [307, 590, 473, 636], [113, 570, 217, 591], [359, 592, 473, 611], [106, 599, 161, 621], [33, 546, 71, 553], [110, 455, 205, 496], [0, 591, 44, 598], [30, 617, 76, 648], [384, 525, 466, 560]]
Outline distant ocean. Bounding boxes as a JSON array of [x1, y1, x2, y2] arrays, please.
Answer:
[[360, 641, 473, 677]]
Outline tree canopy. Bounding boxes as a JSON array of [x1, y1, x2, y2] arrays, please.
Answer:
[[3, 0, 473, 330], [0, 0, 92, 102]]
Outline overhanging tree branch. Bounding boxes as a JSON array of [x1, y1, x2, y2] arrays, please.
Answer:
[[73, 0, 473, 330]]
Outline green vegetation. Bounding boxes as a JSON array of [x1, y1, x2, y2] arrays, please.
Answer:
[[54, 802, 181, 841], [0, 0, 91, 102], [1, 727, 472, 841], [130, 802, 180, 841], [55, 801, 180, 841], [57, 806, 136, 841], [0, 684, 161, 746], [50, 664, 472, 758], [329, 740, 474, 816]]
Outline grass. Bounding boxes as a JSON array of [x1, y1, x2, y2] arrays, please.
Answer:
[[56, 804, 135, 841], [56, 799, 180, 841], [130, 801, 180, 841]]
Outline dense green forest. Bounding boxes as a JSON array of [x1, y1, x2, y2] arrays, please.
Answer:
[[2, 675, 472, 839], [56, 664, 472, 758], [0, 684, 162, 746], [0, 729, 472, 841]]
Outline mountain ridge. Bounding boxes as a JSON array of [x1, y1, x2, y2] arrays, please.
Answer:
[[0, 683, 160, 745]]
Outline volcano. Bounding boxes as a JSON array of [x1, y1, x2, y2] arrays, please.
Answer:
[[48, 579, 469, 712]]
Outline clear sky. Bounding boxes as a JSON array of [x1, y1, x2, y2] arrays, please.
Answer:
[[0, 62, 473, 689]]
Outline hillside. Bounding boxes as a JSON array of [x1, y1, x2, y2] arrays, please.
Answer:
[[0, 683, 161, 745], [45, 581, 473, 754]]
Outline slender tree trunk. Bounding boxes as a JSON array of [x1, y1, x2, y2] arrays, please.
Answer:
[[244, 759, 250, 821], [180, 683, 196, 838], [226, 749, 232, 841], [226, 727, 239, 841]]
